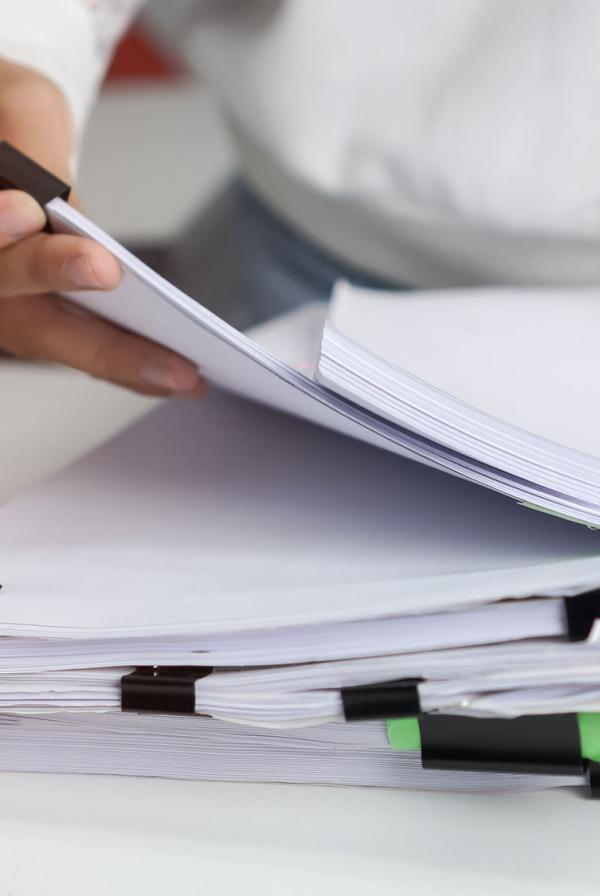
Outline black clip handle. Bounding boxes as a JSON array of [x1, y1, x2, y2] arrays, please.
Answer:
[[341, 678, 421, 721], [419, 713, 583, 777], [0, 141, 71, 231], [121, 666, 213, 715], [565, 589, 600, 642]]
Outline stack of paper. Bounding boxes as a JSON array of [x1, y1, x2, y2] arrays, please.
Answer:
[[1, 196, 600, 795], [0, 383, 599, 793], [0, 714, 579, 792], [46, 198, 600, 527]]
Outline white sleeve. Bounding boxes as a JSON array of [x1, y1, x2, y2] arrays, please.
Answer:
[[0, 0, 145, 138]]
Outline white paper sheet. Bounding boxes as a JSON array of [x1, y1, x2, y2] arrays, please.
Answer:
[[327, 283, 600, 456], [1, 390, 600, 637]]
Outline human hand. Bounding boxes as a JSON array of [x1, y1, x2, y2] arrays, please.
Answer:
[[0, 59, 205, 396]]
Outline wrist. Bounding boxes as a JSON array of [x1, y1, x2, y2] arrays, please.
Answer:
[[0, 58, 74, 182]]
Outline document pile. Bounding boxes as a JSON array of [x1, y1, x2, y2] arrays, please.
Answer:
[[3, 143, 600, 796]]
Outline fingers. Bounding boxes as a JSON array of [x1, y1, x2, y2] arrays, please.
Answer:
[[0, 190, 120, 297], [0, 294, 206, 397], [0, 190, 46, 249], [0, 231, 122, 297]]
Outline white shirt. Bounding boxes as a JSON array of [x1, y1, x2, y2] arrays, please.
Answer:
[[3, 0, 600, 288]]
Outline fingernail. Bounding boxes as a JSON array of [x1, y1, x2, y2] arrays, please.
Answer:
[[142, 362, 198, 392], [176, 380, 207, 399], [64, 255, 102, 288], [0, 200, 45, 238]]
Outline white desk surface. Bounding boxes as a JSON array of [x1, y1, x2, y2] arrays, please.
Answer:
[[1, 360, 600, 896]]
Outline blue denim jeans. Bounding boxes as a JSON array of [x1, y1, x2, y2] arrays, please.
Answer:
[[230, 183, 400, 329]]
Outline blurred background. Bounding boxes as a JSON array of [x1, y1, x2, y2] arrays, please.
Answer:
[[78, 0, 236, 319]]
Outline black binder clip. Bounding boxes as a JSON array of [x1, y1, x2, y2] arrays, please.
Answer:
[[341, 678, 421, 722], [586, 761, 600, 799], [565, 588, 600, 641], [419, 713, 584, 777], [121, 666, 212, 715], [0, 141, 71, 231]]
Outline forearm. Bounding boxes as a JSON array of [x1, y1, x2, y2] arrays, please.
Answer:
[[0, 0, 143, 151]]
